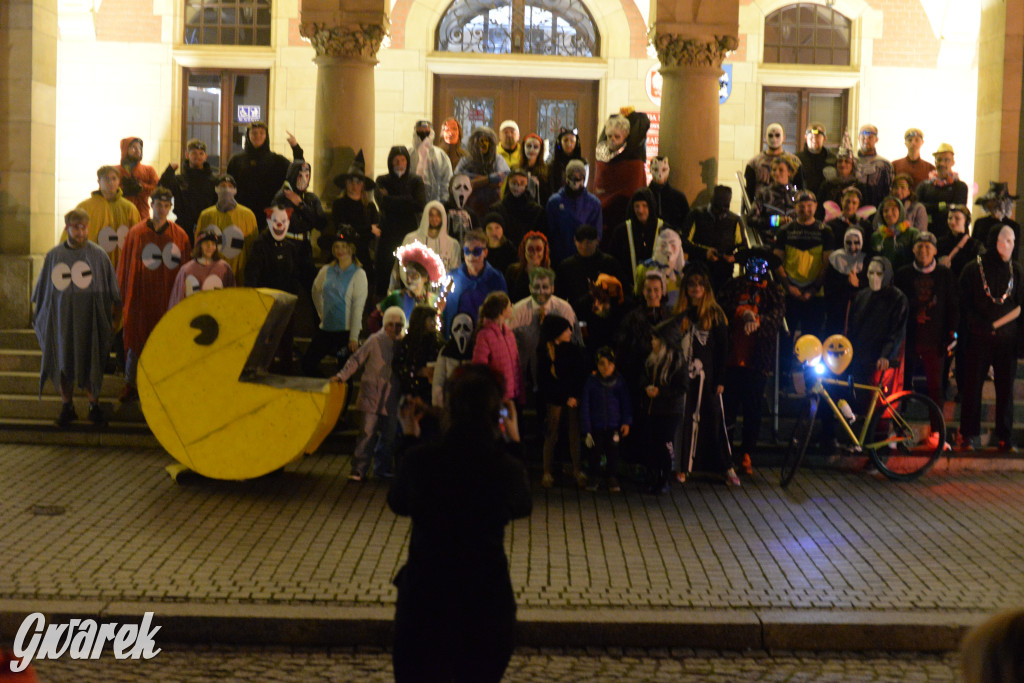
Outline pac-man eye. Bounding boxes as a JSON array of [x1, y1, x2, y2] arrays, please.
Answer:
[[51, 263, 72, 291], [190, 314, 219, 345]]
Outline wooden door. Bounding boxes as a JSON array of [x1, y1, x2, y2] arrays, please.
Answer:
[[433, 75, 599, 161]]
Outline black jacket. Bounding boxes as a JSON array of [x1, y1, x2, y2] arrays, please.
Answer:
[[159, 161, 216, 242], [225, 138, 295, 219], [271, 159, 327, 240]]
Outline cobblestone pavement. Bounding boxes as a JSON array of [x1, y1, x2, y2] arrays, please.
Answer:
[[31, 646, 960, 682], [1, 444, 1022, 614]]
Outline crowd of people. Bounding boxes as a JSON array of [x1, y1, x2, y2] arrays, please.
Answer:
[[33, 114, 1023, 495]]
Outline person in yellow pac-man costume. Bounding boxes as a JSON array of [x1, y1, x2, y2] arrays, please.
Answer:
[[138, 287, 345, 480]]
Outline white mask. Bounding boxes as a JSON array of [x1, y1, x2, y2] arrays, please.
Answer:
[[267, 208, 290, 242], [452, 174, 472, 209], [997, 226, 1015, 262], [650, 159, 670, 185], [451, 313, 473, 355], [867, 263, 884, 291]]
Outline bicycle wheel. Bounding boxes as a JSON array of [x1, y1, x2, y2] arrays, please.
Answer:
[[780, 397, 817, 488], [867, 391, 944, 481]]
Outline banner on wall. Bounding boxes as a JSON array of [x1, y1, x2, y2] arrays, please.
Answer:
[[644, 112, 659, 183]]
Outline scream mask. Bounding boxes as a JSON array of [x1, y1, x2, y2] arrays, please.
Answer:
[[451, 174, 473, 210], [450, 313, 473, 356]]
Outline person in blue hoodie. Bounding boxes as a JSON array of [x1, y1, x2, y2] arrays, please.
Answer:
[[580, 347, 632, 492]]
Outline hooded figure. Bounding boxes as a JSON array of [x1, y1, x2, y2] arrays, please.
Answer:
[[117, 137, 160, 221], [847, 255, 908, 384], [593, 109, 651, 229], [605, 186, 665, 283], [871, 195, 918, 271], [76, 166, 142, 269], [33, 212, 121, 405], [158, 139, 217, 243], [647, 156, 690, 229], [375, 145, 427, 295], [327, 150, 380, 278], [823, 225, 867, 336], [547, 126, 585, 197], [431, 312, 475, 407], [225, 122, 294, 219], [454, 126, 510, 217], [491, 168, 544, 248], [410, 120, 454, 203], [401, 200, 461, 274], [683, 185, 745, 294], [272, 157, 326, 263]]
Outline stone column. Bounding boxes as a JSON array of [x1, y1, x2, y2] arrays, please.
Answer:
[[652, 34, 736, 204], [650, 0, 738, 204], [0, 0, 59, 327], [300, 2, 389, 206]]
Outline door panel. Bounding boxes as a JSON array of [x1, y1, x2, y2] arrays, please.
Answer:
[[434, 75, 598, 161]]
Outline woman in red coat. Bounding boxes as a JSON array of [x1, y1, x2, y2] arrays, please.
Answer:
[[471, 291, 523, 404]]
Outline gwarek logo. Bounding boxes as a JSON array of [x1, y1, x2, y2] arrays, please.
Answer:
[[8, 612, 161, 672]]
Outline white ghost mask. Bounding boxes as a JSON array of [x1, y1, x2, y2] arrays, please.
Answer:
[[451, 313, 473, 355], [452, 174, 473, 210]]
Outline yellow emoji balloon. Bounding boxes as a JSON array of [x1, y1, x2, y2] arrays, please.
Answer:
[[138, 288, 345, 480], [793, 334, 823, 365], [822, 334, 853, 375]]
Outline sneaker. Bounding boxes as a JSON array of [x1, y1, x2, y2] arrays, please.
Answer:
[[725, 469, 741, 487], [87, 403, 107, 427], [740, 452, 754, 476], [574, 471, 588, 489], [676, 472, 687, 484], [997, 440, 1018, 454], [541, 472, 554, 488], [119, 384, 138, 402], [56, 403, 77, 429], [607, 477, 621, 493], [349, 471, 364, 482]]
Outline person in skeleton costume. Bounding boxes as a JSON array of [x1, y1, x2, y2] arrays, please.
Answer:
[[244, 205, 316, 372], [673, 266, 738, 486], [409, 119, 454, 204], [454, 126, 510, 218], [546, 159, 602, 265], [431, 312, 475, 408], [117, 186, 192, 399], [633, 228, 686, 309], [194, 174, 258, 282], [272, 157, 326, 264], [380, 240, 446, 323], [593, 109, 650, 230], [957, 226, 1023, 451], [168, 228, 236, 309], [445, 172, 479, 245], [302, 232, 368, 377], [76, 165, 141, 269], [490, 167, 544, 249], [718, 249, 785, 475], [116, 136, 160, 221], [33, 209, 121, 427], [647, 156, 689, 230], [400, 200, 461, 276]]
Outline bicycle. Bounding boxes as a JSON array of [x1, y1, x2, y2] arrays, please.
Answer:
[[779, 334, 946, 487]]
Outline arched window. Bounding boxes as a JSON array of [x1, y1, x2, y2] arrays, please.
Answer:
[[436, 0, 599, 57], [764, 3, 851, 66]]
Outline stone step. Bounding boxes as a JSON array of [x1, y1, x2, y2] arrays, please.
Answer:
[[0, 371, 128, 398], [0, 349, 42, 373], [0, 394, 146, 423], [0, 329, 39, 350]]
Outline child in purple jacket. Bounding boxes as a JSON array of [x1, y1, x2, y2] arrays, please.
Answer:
[[580, 347, 632, 492]]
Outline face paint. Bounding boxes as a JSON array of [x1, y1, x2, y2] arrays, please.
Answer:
[[524, 139, 542, 162], [525, 239, 546, 267], [650, 159, 669, 185], [997, 226, 1015, 262], [451, 174, 473, 209], [267, 208, 290, 241], [508, 175, 528, 198], [867, 262, 884, 291], [606, 128, 627, 151], [844, 232, 862, 253], [451, 313, 473, 355], [530, 277, 553, 306], [404, 266, 425, 294]]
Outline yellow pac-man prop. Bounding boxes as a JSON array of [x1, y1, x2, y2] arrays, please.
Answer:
[[822, 334, 853, 375], [138, 288, 345, 480], [793, 334, 823, 365]]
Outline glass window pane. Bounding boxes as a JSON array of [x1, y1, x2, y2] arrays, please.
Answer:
[[255, 28, 270, 45], [763, 2, 851, 65], [183, 0, 272, 46], [438, 0, 597, 56], [536, 98, 578, 145], [815, 48, 831, 64], [779, 47, 795, 62], [453, 97, 495, 138], [203, 27, 218, 43], [798, 47, 814, 63], [834, 49, 850, 65]]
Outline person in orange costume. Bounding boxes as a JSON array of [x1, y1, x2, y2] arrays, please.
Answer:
[[117, 186, 192, 401], [116, 137, 160, 221]]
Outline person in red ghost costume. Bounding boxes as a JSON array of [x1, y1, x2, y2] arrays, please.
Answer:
[[116, 136, 160, 221], [117, 186, 192, 401]]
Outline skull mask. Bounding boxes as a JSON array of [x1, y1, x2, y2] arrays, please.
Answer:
[[450, 313, 474, 356], [451, 174, 473, 210]]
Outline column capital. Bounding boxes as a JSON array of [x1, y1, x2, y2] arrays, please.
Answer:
[[650, 33, 737, 69], [299, 18, 390, 59]]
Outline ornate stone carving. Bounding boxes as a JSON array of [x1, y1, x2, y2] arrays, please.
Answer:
[[300, 20, 390, 59], [650, 33, 738, 68]]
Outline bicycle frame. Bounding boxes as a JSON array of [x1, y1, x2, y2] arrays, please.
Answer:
[[807, 376, 917, 452]]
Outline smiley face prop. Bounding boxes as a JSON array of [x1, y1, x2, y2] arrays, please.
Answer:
[[822, 334, 853, 375], [138, 287, 345, 480], [793, 334, 823, 366]]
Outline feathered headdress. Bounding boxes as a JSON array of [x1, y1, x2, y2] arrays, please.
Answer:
[[395, 240, 447, 285]]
